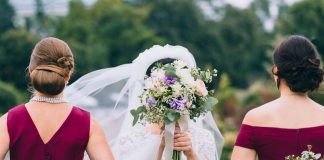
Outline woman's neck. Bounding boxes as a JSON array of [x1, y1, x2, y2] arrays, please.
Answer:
[[34, 92, 64, 98], [279, 82, 307, 98]]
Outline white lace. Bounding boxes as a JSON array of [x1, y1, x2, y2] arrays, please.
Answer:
[[111, 125, 216, 160]]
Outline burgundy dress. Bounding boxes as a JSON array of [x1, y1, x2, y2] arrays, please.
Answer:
[[235, 124, 324, 160], [7, 104, 90, 160]]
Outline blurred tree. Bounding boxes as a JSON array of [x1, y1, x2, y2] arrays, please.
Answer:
[[276, 0, 324, 58], [56, 0, 98, 80], [56, 0, 163, 81], [0, 30, 39, 90], [0, 0, 15, 34], [126, 0, 271, 88], [211, 5, 271, 87], [250, 0, 271, 19], [89, 0, 164, 66], [0, 81, 25, 113], [28, 0, 56, 37]]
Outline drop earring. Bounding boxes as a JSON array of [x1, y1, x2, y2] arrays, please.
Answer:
[[275, 78, 280, 90]]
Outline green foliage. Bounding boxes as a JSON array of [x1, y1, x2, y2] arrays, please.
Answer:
[[0, 81, 26, 113], [56, 0, 163, 81], [276, 0, 324, 58], [164, 110, 180, 124], [214, 5, 271, 87], [214, 74, 237, 119], [309, 89, 324, 105], [131, 106, 147, 126], [203, 96, 218, 111], [0, 30, 39, 90], [0, 0, 15, 34]]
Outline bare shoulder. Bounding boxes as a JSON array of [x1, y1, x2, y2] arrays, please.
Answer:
[[242, 99, 280, 126]]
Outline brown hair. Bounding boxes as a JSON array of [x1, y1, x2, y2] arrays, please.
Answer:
[[28, 37, 74, 96]]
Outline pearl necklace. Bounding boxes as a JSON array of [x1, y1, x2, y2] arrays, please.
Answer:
[[30, 96, 68, 104]]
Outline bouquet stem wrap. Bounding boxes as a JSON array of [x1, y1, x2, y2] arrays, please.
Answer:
[[165, 115, 189, 160]]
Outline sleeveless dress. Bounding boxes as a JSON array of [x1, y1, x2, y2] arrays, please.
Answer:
[[235, 124, 324, 160], [7, 104, 90, 160]]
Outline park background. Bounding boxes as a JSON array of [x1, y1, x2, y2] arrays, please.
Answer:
[[0, 0, 324, 159]]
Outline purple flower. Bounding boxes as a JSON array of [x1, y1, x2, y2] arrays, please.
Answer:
[[164, 76, 177, 85], [169, 99, 182, 110], [147, 97, 157, 107], [181, 96, 189, 108]]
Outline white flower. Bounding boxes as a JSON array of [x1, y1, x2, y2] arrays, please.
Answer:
[[174, 60, 187, 69], [176, 68, 195, 86], [151, 68, 165, 79], [171, 82, 182, 96]]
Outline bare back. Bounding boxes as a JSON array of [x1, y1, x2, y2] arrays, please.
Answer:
[[244, 95, 324, 129], [25, 102, 73, 144]]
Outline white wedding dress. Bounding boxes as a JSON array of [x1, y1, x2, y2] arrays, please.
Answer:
[[65, 45, 224, 160], [112, 124, 217, 160]]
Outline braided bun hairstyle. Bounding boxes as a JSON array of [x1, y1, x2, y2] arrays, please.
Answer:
[[273, 35, 324, 93], [28, 37, 74, 96]]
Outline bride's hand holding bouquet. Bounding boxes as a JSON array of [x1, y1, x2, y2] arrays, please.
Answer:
[[131, 60, 218, 160], [158, 124, 197, 160]]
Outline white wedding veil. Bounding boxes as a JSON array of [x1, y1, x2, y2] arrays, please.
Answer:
[[65, 45, 224, 159]]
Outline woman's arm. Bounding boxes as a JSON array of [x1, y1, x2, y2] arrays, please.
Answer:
[[156, 137, 165, 160], [231, 146, 256, 160], [86, 117, 114, 160], [232, 110, 258, 160], [0, 114, 9, 159]]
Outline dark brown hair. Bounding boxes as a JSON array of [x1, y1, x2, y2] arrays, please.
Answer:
[[28, 37, 74, 96], [273, 35, 324, 93]]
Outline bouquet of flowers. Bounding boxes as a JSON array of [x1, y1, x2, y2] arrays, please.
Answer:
[[285, 145, 323, 160], [131, 60, 218, 160]]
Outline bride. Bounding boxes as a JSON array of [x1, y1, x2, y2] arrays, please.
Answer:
[[65, 45, 224, 159]]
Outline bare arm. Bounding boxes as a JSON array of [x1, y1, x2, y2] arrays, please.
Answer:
[[232, 109, 260, 160], [0, 114, 9, 159], [156, 138, 164, 160], [86, 117, 114, 160], [231, 146, 256, 160]]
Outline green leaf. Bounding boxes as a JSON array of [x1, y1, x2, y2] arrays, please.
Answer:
[[203, 96, 218, 111], [130, 106, 147, 126], [164, 111, 180, 124], [137, 106, 147, 113], [165, 66, 177, 77]]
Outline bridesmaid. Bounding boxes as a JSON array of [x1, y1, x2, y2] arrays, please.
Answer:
[[0, 37, 114, 160], [232, 35, 324, 159]]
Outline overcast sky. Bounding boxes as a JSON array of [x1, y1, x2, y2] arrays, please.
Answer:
[[10, 0, 301, 16]]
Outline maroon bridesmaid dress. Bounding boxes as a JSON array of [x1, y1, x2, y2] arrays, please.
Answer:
[[235, 124, 324, 160], [7, 104, 90, 160]]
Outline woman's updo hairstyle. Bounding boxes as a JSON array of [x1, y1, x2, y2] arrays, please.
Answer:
[[273, 35, 324, 93], [28, 37, 74, 96]]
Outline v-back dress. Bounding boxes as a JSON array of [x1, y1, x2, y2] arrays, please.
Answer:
[[7, 104, 90, 160], [235, 124, 324, 160]]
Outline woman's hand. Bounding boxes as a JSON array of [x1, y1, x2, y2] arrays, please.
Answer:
[[157, 124, 197, 160], [174, 126, 197, 160]]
